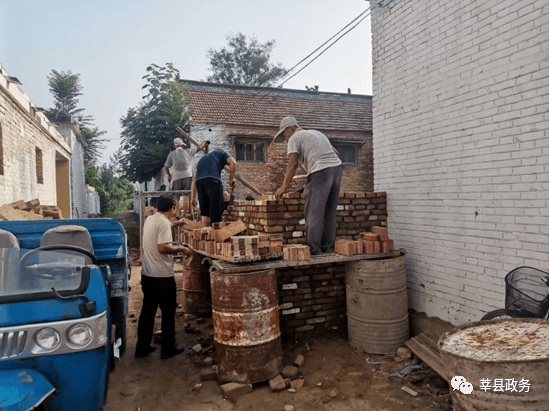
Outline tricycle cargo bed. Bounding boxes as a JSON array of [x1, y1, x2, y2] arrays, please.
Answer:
[[0, 218, 127, 261]]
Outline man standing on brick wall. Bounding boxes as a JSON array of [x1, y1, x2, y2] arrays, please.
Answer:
[[164, 137, 209, 218], [190, 149, 237, 226], [274, 116, 342, 255], [136, 194, 191, 360]]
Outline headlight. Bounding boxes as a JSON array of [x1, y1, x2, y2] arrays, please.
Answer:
[[67, 324, 93, 347], [95, 311, 108, 345], [35, 328, 61, 351]]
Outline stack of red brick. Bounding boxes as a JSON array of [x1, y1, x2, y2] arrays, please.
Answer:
[[223, 191, 387, 245], [180, 219, 283, 259], [334, 226, 394, 257], [282, 245, 311, 261]]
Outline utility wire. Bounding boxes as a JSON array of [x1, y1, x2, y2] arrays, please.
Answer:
[[186, 7, 371, 135]]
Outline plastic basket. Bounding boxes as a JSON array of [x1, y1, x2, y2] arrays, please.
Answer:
[[504, 266, 549, 318]]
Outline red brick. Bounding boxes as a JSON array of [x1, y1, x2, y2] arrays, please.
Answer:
[[372, 226, 389, 241], [269, 375, 287, 392], [381, 239, 394, 253], [220, 383, 252, 399]]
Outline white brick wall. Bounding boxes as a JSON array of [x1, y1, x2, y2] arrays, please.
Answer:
[[0, 85, 71, 207], [368, 0, 549, 324]]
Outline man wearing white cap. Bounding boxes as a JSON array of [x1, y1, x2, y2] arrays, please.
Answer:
[[274, 116, 342, 255], [164, 137, 209, 218]]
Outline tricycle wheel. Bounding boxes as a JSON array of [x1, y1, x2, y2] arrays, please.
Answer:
[[481, 309, 512, 321], [111, 297, 127, 355]]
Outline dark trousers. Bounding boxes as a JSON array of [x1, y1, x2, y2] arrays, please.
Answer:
[[136, 275, 177, 352], [304, 165, 343, 253], [196, 177, 224, 223]]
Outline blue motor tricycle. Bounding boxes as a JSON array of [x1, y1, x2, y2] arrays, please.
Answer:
[[0, 219, 130, 411]]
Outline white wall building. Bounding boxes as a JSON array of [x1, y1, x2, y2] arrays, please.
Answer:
[[368, 0, 549, 324]]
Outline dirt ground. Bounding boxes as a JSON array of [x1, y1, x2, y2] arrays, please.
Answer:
[[104, 262, 452, 411]]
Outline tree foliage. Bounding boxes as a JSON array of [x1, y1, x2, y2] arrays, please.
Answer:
[[45, 70, 92, 127], [85, 155, 134, 217], [119, 63, 188, 183], [45, 69, 107, 166], [206, 32, 287, 86], [81, 127, 107, 166]]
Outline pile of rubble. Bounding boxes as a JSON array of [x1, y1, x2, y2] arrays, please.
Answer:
[[0, 198, 63, 221]]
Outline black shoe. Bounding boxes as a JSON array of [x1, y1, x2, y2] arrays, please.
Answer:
[[161, 346, 185, 360], [310, 250, 322, 256], [135, 345, 156, 358]]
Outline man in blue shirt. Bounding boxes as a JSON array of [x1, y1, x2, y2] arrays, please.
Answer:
[[191, 149, 237, 226]]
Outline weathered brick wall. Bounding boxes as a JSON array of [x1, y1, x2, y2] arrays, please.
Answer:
[[224, 191, 387, 244], [190, 123, 373, 198], [0, 77, 71, 207], [277, 264, 347, 341], [368, 0, 549, 324]]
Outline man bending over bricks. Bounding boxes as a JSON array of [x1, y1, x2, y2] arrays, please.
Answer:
[[136, 194, 190, 360], [191, 149, 237, 226], [274, 116, 342, 255]]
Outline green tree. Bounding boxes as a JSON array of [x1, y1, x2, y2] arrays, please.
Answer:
[[45, 69, 107, 167], [119, 63, 188, 183], [86, 156, 134, 217], [81, 127, 107, 167], [206, 32, 287, 86], [45, 69, 92, 126]]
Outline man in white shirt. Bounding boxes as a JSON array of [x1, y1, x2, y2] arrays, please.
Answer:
[[136, 194, 190, 360], [274, 116, 343, 255], [164, 137, 209, 217]]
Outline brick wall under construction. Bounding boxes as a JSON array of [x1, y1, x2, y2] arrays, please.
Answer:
[[223, 191, 388, 340]]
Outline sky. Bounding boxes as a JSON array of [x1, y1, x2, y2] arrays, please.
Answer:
[[0, 0, 372, 165]]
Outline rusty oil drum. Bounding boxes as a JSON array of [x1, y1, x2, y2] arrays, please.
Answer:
[[439, 318, 549, 411], [346, 254, 409, 355], [180, 250, 211, 315], [210, 268, 282, 383]]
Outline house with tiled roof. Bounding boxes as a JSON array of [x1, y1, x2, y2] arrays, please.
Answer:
[[180, 80, 373, 198]]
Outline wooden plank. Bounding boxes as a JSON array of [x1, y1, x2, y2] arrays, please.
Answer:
[[187, 243, 283, 263], [215, 220, 247, 243], [210, 249, 405, 274], [405, 332, 449, 383]]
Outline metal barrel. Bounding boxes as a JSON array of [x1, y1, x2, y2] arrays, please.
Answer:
[[180, 249, 211, 315], [210, 268, 282, 383], [183, 249, 207, 271], [346, 255, 408, 355], [439, 318, 549, 411], [180, 268, 211, 316]]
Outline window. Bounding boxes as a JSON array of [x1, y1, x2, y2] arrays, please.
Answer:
[[235, 141, 266, 162], [0, 123, 3, 175], [36, 147, 43, 184], [332, 143, 357, 165]]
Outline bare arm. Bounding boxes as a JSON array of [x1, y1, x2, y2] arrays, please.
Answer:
[[164, 166, 171, 182], [158, 243, 190, 256], [197, 140, 210, 152], [275, 153, 299, 199], [227, 157, 237, 190]]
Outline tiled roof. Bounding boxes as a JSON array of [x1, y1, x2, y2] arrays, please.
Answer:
[[182, 80, 372, 132]]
